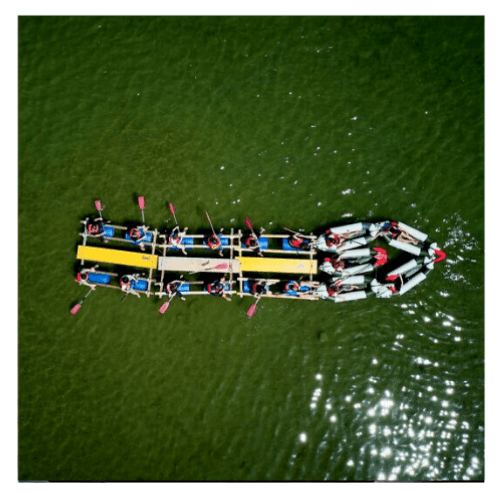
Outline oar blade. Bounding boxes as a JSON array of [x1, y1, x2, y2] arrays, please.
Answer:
[[94, 200, 103, 212], [158, 301, 170, 314], [169, 203, 176, 216], [138, 196, 145, 210], [246, 303, 258, 318], [70, 303, 81, 315], [245, 217, 253, 230]]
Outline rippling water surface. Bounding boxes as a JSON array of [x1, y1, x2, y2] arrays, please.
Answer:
[[18, 16, 484, 481]]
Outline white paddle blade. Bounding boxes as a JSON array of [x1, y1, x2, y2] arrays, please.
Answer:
[[158, 301, 170, 314], [70, 303, 81, 315]]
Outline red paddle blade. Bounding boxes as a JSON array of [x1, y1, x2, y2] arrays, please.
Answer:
[[434, 249, 447, 263], [245, 217, 253, 230], [70, 303, 81, 315], [169, 203, 176, 216], [138, 196, 145, 210], [158, 301, 170, 314], [94, 200, 102, 212], [247, 303, 258, 318]]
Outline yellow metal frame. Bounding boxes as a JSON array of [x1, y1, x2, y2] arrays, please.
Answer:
[[76, 245, 158, 269], [236, 256, 317, 274]]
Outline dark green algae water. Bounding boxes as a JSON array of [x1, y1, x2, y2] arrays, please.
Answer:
[[18, 16, 484, 481]]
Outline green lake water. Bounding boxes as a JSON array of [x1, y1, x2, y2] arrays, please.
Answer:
[[18, 16, 484, 481]]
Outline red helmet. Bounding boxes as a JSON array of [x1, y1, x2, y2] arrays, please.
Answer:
[[324, 257, 331, 263]]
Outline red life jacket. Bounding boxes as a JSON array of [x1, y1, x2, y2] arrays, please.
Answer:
[[120, 277, 131, 289], [208, 282, 222, 295], [245, 236, 258, 247], [327, 285, 336, 296], [289, 237, 303, 248], [208, 235, 220, 249], [130, 228, 142, 240]]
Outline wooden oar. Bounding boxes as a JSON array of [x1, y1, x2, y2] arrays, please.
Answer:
[[70, 288, 94, 315], [138, 196, 146, 224], [94, 199, 103, 217], [169, 203, 178, 225], [205, 211, 217, 237], [158, 294, 175, 314], [246, 296, 261, 318], [244, 217, 264, 255], [245, 217, 258, 240], [283, 227, 308, 238]]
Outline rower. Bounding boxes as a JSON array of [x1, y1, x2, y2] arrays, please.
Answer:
[[75, 265, 99, 290], [164, 280, 187, 301], [284, 281, 300, 293], [243, 227, 265, 256], [324, 229, 354, 250], [288, 234, 312, 250], [207, 276, 231, 301], [382, 222, 420, 245], [168, 226, 189, 255], [329, 278, 362, 294], [85, 216, 110, 242], [128, 225, 149, 251], [249, 280, 270, 297], [388, 277, 403, 295], [119, 274, 142, 298], [207, 228, 224, 257]]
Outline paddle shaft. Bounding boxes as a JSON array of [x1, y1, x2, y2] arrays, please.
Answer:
[[205, 211, 217, 236]]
